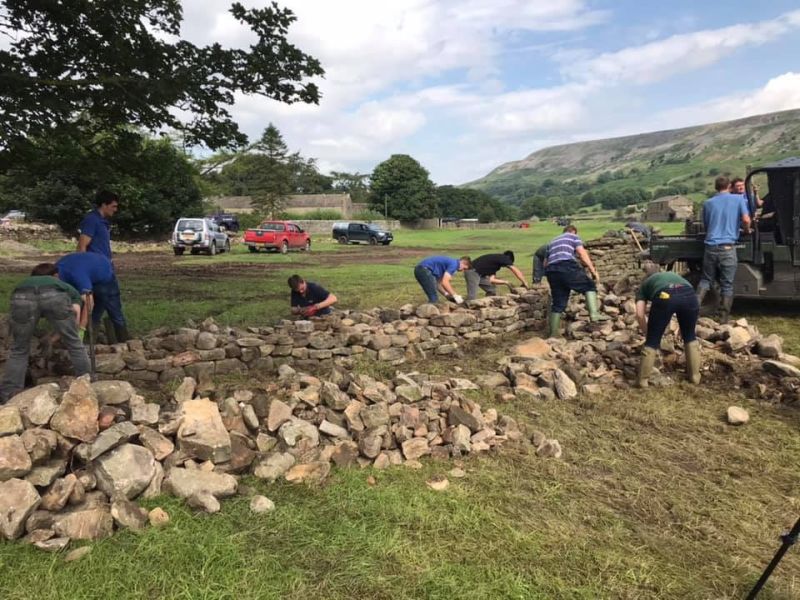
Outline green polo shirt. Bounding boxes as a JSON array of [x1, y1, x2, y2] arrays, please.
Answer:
[[14, 276, 82, 305], [636, 272, 691, 302]]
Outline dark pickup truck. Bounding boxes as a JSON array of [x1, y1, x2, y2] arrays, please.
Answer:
[[332, 221, 393, 245]]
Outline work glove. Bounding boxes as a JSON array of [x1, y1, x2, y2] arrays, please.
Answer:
[[452, 294, 464, 305], [302, 305, 319, 317]]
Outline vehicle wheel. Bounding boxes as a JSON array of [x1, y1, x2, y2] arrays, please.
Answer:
[[382, 241, 391, 246], [369, 236, 378, 245], [209, 242, 217, 256], [248, 246, 258, 253], [190, 248, 200, 255], [224, 240, 231, 253], [173, 247, 185, 256], [303, 239, 311, 252], [338, 235, 348, 244], [280, 240, 289, 255]]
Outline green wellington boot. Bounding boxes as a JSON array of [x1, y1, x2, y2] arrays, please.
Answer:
[[585, 291, 610, 322], [685, 340, 702, 384], [637, 346, 658, 388], [547, 312, 562, 338]]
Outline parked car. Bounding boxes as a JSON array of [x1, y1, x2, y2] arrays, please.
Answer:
[[171, 218, 231, 256], [207, 212, 240, 232], [0, 210, 26, 227], [244, 221, 311, 254], [332, 221, 393, 245]]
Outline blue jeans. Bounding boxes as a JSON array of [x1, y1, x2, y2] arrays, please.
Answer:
[[545, 261, 596, 313], [698, 245, 737, 296], [0, 287, 90, 401], [645, 285, 699, 349], [414, 264, 439, 303], [92, 275, 126, 326]]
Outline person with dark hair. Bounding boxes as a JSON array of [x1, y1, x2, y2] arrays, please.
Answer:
[[464, 250, 529, 300], [635, 263, 701, 387], [543, 225, 608, 337], [414, 256, 471, 304], [0, 263, 90, 402], [288, 275, 337, 317], [697, 175, 751, 322], [76, 189, 129, 341]]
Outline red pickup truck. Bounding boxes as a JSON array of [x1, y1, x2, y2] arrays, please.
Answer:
[[244, 221, 311, 254]]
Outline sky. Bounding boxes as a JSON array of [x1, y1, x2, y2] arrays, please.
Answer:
[[182, 0, 800, 184]]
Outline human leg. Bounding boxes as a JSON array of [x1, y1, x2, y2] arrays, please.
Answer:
[[41, 290, 90, 377], [717, 248, 737, 323], [414, 265, 439, 303], [478, 276, 497, 296], [0, 292, 39, 401], [644, 297, 674, 349], [545, 269, 570, 338], [464, 269, 481, 301]]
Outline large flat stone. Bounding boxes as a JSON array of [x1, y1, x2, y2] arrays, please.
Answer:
[[25, 458, 67, 488], [510, 336, 551, 359], [163, 467, 237, 499], [94, 443, 156, 500], [177, 399, 231, 463], [53, 507, 113, 540], [49, 376, 99, 443], [91, 380, 136, 405], [138, 426, 174, 461], [75, 421, 140, 462], [0, 478, 41, 540]]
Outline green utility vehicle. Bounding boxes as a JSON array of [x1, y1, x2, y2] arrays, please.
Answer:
[[648, 157, 800, 299]]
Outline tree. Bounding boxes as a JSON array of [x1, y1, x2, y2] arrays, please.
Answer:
[[369, 155, 437, 221], [0, 130, 203, 236], [331, 171, 370, 203], [0, 2, 323, 152], [435, 186, 516, 222]]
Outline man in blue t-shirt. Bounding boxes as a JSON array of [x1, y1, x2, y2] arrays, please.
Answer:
[[288, 275, 338, 317], [414, 255, 471, 304], [76, 190, 129, 341], [697, 176, 751, 323], [56, 252, 122, 340]]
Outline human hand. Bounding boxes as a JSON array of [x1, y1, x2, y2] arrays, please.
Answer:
[[452, 294, 464, 305], [302, 305, 319, 317]]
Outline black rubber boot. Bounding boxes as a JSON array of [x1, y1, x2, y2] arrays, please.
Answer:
[[113, 324, 131, 343], [719, 295, 733, 324], [103, 317, 117, 345]]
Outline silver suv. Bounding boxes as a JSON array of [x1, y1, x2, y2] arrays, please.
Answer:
[[172, 218, 231, 256]]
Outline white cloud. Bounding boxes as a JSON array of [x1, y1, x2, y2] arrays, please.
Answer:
[[568, 9, 800, 85]]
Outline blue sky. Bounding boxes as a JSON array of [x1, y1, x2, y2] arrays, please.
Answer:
[[181, 0, 800, 184]]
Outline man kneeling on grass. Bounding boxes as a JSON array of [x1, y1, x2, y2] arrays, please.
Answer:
[[288, 275, 337, 317], [414, 255, 471, 304]]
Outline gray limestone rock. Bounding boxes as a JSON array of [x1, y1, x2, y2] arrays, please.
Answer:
[[0, 478, 41, 540], [163, 467, 237, 499], [0, 435, 32, 481], [94, 443, 156, 500]]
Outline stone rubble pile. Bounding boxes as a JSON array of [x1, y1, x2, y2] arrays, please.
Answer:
[[0, 363, 550, 548]]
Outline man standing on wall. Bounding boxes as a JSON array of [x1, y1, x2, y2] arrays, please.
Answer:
[[543, 225, 608, 337], [464, 250, 529, 300], [697, 176, 751, 323], [77, 190, 130, 342]]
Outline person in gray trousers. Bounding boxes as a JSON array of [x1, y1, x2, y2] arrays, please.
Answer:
[[0, 263, 90, 402]]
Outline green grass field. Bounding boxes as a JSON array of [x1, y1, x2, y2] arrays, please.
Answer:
[[1, 221, 799, 600]]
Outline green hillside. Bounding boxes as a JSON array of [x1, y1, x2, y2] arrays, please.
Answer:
[[466, 109, 800, 217]]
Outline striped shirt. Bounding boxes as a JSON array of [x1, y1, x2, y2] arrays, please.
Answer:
[[546, 233, 583, 266]]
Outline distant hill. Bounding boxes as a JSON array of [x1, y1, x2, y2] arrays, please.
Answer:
[[467, 109, 800, 210]]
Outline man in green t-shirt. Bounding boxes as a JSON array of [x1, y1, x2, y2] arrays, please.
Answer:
[[0, 263, 91, 402], [634, 263, 701, 387]]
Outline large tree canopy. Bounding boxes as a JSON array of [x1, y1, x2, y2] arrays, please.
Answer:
[[0, 1, 323, 151], [369, 155, 438, 221]]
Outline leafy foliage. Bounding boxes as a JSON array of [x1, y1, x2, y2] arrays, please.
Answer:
[[331, 171, 370, 203], [0, 1, 323, 151], [436, 186, 517, 222], [369, 155, 438, 221], [0, 130, 203, 236]]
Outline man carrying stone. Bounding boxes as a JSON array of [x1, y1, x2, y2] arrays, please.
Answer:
[[464, 250, 529, 300], [697, 176, 751, 323], [414, 255, 471, 304], [77, 189, 130, 342], [288, 275, 337, 317], [0, 264, 90, 402], [543, 225, 608, 338], [635, 262, 700, 387]]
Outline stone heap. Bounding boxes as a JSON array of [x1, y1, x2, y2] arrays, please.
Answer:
[[0, 364, 548, 548]]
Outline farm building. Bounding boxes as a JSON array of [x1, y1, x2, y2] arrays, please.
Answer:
[[644, 195, 694, 222], [208, 193, 362, 217]]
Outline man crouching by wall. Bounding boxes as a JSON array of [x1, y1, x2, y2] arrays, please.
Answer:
[[288, 275, 337, 318]]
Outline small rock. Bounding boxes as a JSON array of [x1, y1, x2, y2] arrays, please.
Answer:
[[64, 546, 92, 562], [53, 507, 113, 541], [0, 478, 41, 540], [131, 403, 160, 426], [148, 507, 170, 527], [111, 498, 149, 530], [187, 491, 220, 513], [448, 467, 466, 478], [163, 468, 237, 499], [727, 406, 750, 426], [285, 461, 330, 484], [536, 439, 562, 459], [401, 438, 430, 461], [241, 404, 260, 430], [49, 376, 99, 443], [426, 476, 449, 491], [177, 399, 232, 463], [7, 383, 59, 427], [267, 399, 293, 432], [34, 537, 70, 552], [253, 452, 296, 482], [0, 405, 24, 436], [763, 360, 800, 378], [40, 474, 78, 511], [0, 435, 33, 481], [174, 377, 197, 403], [249, 495, 275, 514]]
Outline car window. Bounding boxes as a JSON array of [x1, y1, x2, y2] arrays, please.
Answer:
[[260, 223, 285, 231], [177, 219, 204, 231], [368, 224, 382, 232], [349, 224, 359, 232]]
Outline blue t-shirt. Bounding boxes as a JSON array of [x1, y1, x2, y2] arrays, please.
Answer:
[[290, 282, 332, 315], [56, 252, 115, 294], [78, 209, 112, 259], [546, 233, 583, 266], [702, 193, 750, 246], [418, 256, 459, 280]]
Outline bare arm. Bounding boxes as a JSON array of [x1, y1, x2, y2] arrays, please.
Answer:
[[315, 293, 337, 311], [440, 272, 457, 297], [77, 234, 92, 252], [576, 246, 599, 279], [635, 300, 648, 335], [79, 293, 93, 328], [507, 265, 528, 287], [741, 213, 752, 234]]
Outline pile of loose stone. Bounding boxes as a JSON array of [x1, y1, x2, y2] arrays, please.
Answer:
[[0, 362, 558, 549]]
